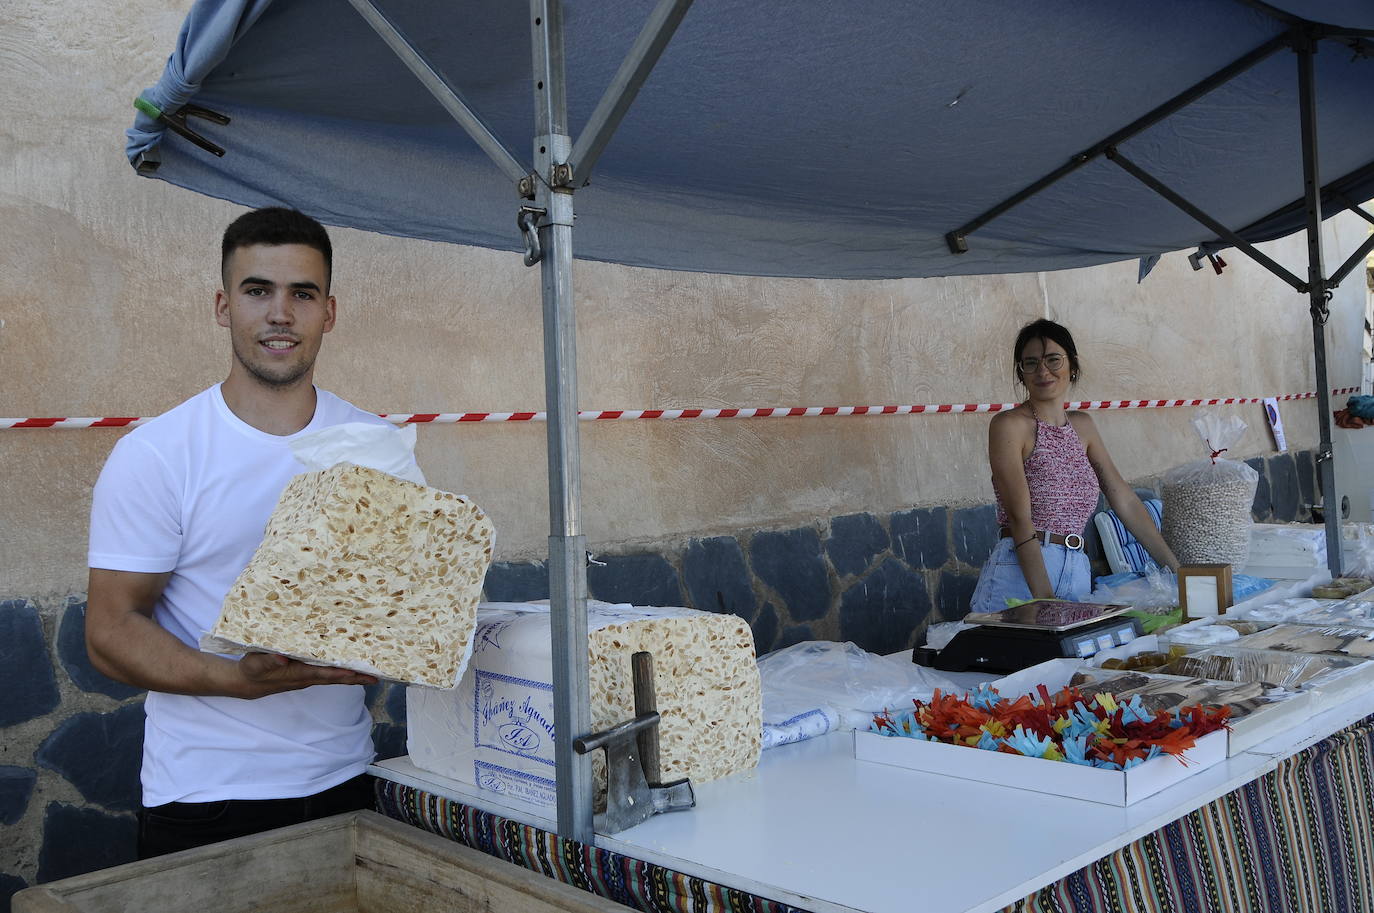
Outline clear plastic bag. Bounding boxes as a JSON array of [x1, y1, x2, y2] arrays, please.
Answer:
[[1342, 523, 1374, 578], [1161, 410, 1259, 565], [1292, 599, 1374, 629], [1159, 623, 1241, 649], [1159, 646, 1361, 691], [1231, 596, 1330, 625], [289, 421, 427, 485], [1235, 623, 1374, 660], [923, 621, 972, 651], [756, 641, 958, 749], [1089, 567, 1178, 608]]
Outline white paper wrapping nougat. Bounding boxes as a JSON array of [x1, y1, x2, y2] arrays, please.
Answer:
[[203, 463, 494, 688], [406, 602, 762, 807]]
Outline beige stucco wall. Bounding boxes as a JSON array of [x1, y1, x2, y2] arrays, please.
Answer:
[[2, 0, 1369, 600]]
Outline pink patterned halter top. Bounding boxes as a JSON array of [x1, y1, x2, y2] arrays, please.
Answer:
[[994, 412, 1101, 538]]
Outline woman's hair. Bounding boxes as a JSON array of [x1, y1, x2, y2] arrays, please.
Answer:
[[1012, 318, 1080, 386]]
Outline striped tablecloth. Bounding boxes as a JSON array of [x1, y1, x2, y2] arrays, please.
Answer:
[[376, 711, 1374, 913]]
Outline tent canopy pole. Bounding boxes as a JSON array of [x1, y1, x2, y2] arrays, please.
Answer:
[[528, 0, 596, 844], [1334, 196, 1374, 227], [1295, 31, 1343, 577], [348, 0, 700, 844]]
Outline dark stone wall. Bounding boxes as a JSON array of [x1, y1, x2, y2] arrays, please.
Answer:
[[1, 448, 1318, 908], [481, 449, 1320, 658]]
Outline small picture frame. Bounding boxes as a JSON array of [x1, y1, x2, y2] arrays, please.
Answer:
[[1179, 564, 1234, 621]]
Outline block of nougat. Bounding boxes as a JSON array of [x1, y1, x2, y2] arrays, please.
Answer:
[[203, 462, 494, 688], [406, 602, 761, 805], [588, 611, 761, 784]]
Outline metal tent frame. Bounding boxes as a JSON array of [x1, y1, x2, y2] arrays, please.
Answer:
[[331, 0, 1371, 841], [951, 13, 1374, 579], [127, 0, 1374, 847]]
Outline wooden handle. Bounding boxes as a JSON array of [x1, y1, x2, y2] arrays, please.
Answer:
[[631, 651, 660, 783]]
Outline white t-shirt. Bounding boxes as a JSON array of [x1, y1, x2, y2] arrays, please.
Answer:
[[88, 384, 395, 806]]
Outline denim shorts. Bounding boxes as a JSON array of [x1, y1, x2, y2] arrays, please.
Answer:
[[969, 537, 1092, 614]]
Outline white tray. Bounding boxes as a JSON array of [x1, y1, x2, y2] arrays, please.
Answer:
[[854, 726, 1226, 806]]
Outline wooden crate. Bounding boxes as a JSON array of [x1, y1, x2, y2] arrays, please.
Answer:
[[14, 811, 631, 913]]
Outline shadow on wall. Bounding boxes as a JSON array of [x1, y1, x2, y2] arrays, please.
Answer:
[[0, 448, 1319, 906]]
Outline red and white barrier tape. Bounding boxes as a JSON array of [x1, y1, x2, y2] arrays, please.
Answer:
[[3, 388, 1359, 430]]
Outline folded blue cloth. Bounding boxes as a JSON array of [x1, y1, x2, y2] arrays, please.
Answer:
[[1094, 570, 1275, 603], [1348, 395, 1374, 420]]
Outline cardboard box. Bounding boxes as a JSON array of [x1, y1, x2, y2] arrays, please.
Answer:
[[991, 657, 1319, 757], [1071, 666, 1317, 756], [1304, 657, 1374, 713], [856, 658, 1225, 805], [854, 726, 1225, 806], [407, 602, 760, 807]]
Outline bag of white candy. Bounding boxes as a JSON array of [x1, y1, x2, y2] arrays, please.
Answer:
[[1162, 409, 1258, 566]]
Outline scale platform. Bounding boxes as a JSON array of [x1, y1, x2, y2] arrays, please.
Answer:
[[917, 600, 1141, 674]]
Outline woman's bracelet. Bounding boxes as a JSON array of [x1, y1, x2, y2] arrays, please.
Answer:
[[1013, 534, 1040, 550]]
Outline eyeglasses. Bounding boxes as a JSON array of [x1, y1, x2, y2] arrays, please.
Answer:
[[1017, 354, 1067, 375]]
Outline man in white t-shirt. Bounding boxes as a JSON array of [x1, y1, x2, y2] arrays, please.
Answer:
[[87, 208, 401, 858]]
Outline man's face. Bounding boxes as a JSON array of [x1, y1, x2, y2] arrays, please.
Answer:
[[215, 244, 336, 389]]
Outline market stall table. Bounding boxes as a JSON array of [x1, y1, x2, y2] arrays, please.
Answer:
[[371, 675, 1374, 913]]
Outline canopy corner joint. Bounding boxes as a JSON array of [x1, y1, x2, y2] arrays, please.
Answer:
[[1287, 25, 1321, 55], [550, 162, 575, 190]]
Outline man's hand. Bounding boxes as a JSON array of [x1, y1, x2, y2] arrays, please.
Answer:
[[87, 568, 378, 699], [236, 653, 377, 698]]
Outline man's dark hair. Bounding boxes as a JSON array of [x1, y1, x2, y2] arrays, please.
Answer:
[[1012, 318, 1081, 386], [221, 207, 333, 288]]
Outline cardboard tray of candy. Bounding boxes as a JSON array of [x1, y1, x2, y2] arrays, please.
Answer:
[[1004, 656, 1316, 758], [855, 657, 1227, 806], [853, 722, 1225, 807], [1068, 664, 1312, 756], [1229, 624, 1374, 709], [1286, 599, 1374, 629], [1082, 632, 1374, 752], [1150, 642, 1372, 715]]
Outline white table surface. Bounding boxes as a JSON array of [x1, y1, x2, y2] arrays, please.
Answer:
[[372, 672, 1374, 913]]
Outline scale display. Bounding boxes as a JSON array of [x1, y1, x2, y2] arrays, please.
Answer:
[[964, 600, 1130, 632]]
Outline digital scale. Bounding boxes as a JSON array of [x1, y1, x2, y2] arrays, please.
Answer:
[[915, 600, 1142, 674]]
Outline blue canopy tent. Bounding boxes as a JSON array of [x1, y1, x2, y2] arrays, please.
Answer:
[[127, 0, 1374, 842]]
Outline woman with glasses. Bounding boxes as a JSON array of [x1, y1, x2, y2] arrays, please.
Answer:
[[969, 319, 1179, 612]]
